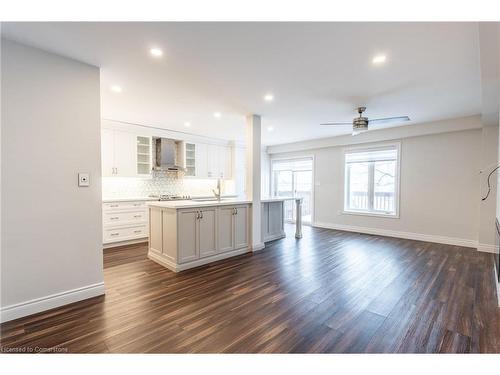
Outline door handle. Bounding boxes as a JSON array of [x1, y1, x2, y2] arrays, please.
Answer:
[[196, 211, 200, 219], [200, 211, 203, 219]]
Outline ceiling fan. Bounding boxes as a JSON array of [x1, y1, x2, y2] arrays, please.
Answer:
[[321, 107, 410, 135]]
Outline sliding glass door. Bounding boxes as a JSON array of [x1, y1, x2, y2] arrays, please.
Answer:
[[272, 157, 313, 224]]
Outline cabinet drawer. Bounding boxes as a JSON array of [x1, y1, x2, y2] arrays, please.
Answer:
[[103, 201, 148, 211], [103, 209, 148, 226], [103, 225, 148, 243]]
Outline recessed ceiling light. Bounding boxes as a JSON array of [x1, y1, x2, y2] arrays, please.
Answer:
[[149, 48, 163, 57], [267, 126, 275, 132], [110, 85, 122, 93], [184, 122, 191, 127], [264, 93, 274, 102], [213, 112, 221, 118], [372, 54, 387, 65]]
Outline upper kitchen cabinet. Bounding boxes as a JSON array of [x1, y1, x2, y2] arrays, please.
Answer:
[[101, 129, 152, 177], [184, 142, 232, 179]]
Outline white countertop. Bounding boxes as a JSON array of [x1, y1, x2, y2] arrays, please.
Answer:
[[147, 196, 295, 209], [102, 197, 156, 203], [147, 198, 252, 209]]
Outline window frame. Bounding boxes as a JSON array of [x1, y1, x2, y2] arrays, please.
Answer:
[[342, 142, 401, 219]]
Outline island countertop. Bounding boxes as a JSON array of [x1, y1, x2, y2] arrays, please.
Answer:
[[146, 196, 296, 209]]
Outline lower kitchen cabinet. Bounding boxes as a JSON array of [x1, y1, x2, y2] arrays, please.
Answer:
[[198, 208, 217, 258], [177, 208, 217, 262], [148, 203, 250, 272], [261, 201, 285, 242], [178, 210, 199, 263], [217, 205, 249, 252], [102, 200, 150, 247]]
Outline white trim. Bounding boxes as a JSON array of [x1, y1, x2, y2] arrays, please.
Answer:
[[103, 238, 148, 249], [341, 210, 399, 219], [148, 247, 251, 272], [313, 221, 477, 248], [251, 243, 266, 252], [494, 267, 500, 307], [0, 282, 105, 323], [477, 243, 498, 253]]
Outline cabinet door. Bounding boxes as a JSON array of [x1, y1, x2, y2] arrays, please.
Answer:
[[195, 143, 208, 178], [114, 131, 137, 177], [234, 205, 249, 249], [198, 208, 217, 258], [101, 129, 115, 177], [223, 146, 232, 179], [218, 206, 234, 253], [207, 144, 221, 178], [178, 210, 199, 263]]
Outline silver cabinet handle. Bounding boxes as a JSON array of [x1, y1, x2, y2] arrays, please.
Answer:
[[110, 204, 119, 208], [133, 230, 141, 234], [133, 215, 142, 218], [196, 211, 200, 219], [110, 216, 119, 220], [110, 233, 119, 236]]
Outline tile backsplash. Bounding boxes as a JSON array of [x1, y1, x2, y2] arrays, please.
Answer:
[[102, 171, 236, 199]]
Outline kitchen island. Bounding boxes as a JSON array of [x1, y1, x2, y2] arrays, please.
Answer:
[[147, 197, 300, 272]]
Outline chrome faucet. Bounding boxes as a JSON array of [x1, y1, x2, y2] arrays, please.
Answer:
[[212, 178, 222, 201]]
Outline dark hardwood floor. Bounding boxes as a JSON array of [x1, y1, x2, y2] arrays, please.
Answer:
[[2, 224, 500, 353]]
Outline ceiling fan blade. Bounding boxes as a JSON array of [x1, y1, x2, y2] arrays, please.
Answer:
[[320, 122, 352, 126], [368, 116, 410, 125]]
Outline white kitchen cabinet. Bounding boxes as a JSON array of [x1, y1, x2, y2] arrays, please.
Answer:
[[188, 142, 231, 179], [217, 205, 248, 252], [101, 129, 115, 177], [178, 210, 199, 263], [114, 131, 137, 177], [101, 129, 151, 177], [195, 142, 208, 178], [102, 200, 150, 247]]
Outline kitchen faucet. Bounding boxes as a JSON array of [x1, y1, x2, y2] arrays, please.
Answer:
[[212, 178, 222, 201]]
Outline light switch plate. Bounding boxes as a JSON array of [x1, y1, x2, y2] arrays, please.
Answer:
[[78, 173, 90, 187]]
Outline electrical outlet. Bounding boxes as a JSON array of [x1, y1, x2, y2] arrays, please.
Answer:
[[78, 173, 90, 187]]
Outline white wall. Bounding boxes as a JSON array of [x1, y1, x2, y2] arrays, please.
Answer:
[[1, 40, 104, 322], [269, 125, 485, 247]]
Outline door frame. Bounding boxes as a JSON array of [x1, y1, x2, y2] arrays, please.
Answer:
[[270, 155, 315, 225]]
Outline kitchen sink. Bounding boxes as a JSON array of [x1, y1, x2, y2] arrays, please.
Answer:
[[190, 198, 230, 202]]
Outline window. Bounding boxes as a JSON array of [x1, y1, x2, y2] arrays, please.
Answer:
[[344, 144, 400, 217], [271, 157, 313, 224]]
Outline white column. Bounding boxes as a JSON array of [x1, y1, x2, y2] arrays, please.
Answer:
[[246, 114, 264, 251]]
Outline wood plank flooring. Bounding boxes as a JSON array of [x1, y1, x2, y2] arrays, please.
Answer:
[[2, 224, 500, 353]]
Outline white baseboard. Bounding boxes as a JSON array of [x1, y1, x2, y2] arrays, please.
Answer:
[[477, 243, 498, 253], [494, 267, 500, 307], [148, 247, 251, 272], [103, 238, 148, 249], [313, 221, 478, 248], [251, 243, 266, 252], [0, 282, 105, 323]]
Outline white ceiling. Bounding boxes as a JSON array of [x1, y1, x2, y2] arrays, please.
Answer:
[[1, 22, 482, 145]]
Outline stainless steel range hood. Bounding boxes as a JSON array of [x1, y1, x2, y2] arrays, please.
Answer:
[[153, 137, 185, 171]]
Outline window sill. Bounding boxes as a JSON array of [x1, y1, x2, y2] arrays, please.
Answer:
[[341, 210, 399, 219]]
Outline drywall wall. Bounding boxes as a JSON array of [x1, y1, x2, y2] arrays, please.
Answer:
[[269, 126, 483, 247], [1, 39, 104, 322]]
